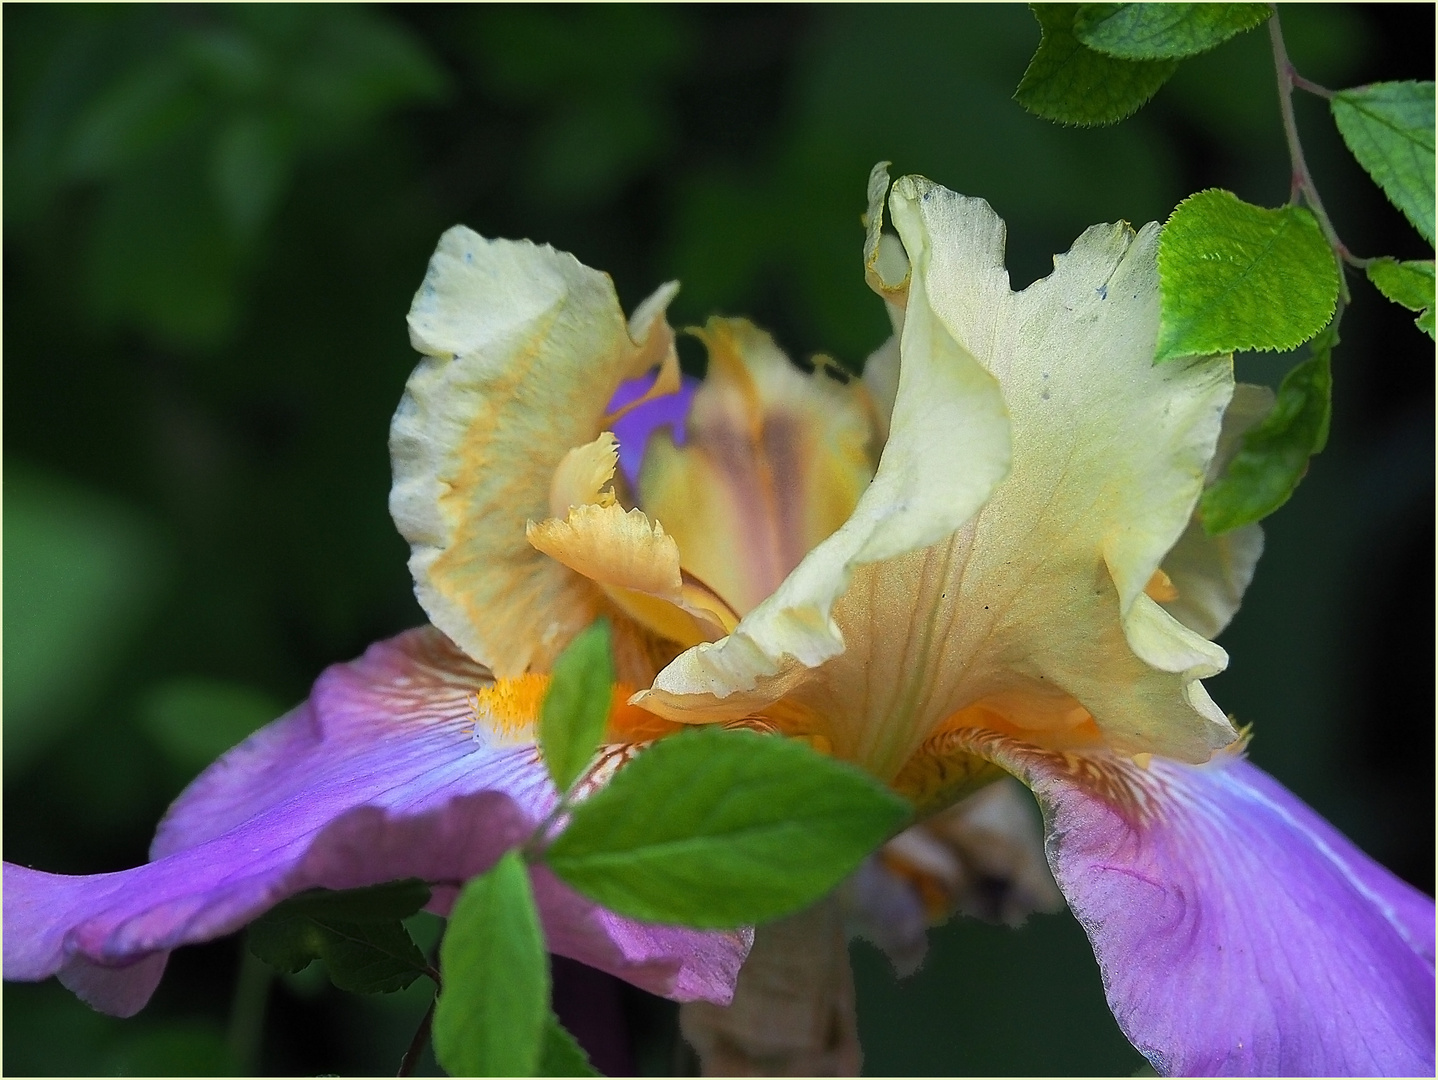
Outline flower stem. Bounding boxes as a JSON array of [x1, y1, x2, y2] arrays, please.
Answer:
[[226, 947, 271, 1075], [1267, 5, 1360, 308], [398, 996, 437, 1078]]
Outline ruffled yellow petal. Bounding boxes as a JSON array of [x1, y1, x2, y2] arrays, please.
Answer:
[[526, 501, 728, 648], [390, 226, 677, 677], [636, 173, 1014, 761], [877, 175, 1237, 763], [638, 317, 879, 615], [549, 433, 621, 518], [643, 171, 1240, 778]]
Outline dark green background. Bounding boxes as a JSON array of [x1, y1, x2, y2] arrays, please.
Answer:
[[5, 5, 1432, 1075]]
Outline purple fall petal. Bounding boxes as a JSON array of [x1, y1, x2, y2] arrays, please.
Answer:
[[996, 740, 1436, 1076], [607, 373, 697, 488], [3, 628, 749, 1014]]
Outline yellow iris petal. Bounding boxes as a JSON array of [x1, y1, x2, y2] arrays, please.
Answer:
[[640, 317, 879, 616], [392, 226, 678, 678]]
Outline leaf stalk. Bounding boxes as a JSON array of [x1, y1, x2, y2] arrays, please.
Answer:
[[1268, 6, 1361, 306]]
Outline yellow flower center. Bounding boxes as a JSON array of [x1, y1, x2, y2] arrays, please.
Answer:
[[471, 676, 685, 745]]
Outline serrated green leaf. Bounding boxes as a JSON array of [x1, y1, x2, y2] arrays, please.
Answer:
[[433, 851, 548, 1077], [1199, 334, 1334, 534], [1332, 81, 1435, 246], [1015, 4, 1178, 127], [538, 620, 616, 794], [1155, 190, 1339, 362], [538, 1014, 600, 1077], [246, 880, 432, 993], [247, 914, 430, 993], [1074, 3, 1269, 61], [267, 879, 432, 922], [545, 728, 911, 927], [1366, 257, 1435, 340]]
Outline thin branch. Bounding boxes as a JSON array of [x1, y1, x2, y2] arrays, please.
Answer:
[[398, 996, 437, 1078], [1268, 7, 1361, 304], [1291, 72, 1334, 100]]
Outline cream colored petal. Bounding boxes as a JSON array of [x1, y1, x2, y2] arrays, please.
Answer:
[[637, 182, 1013, 735], [648, 175, 1239, 772], [892, 177, 1237, 761], [862, 163, 910, 446], [863, 161, 911, 301], [1159, 522, 1264, 641], [390, 227, 677, 676], [1156, 382, 1273, 639]]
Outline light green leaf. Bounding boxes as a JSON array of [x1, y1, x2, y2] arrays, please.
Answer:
[[1015, 4, 1178, 127], [538, 1014, 600, 1077], [1074, 3, 1269, 61], [538, 620, 616, 795], [1200, 333, 1334, 534], [545, 728, 911, 927], [246, 880, 433, 994], [433, 852, 548, 1077], [1331, 81, 1435, 246], [1366, 257, 1435, 339], [1156, 189, 1339, 362]]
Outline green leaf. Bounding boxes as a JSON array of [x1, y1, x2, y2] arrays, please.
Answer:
[[267, 879, 432, 921], [538, 620, 616, 794], [538, 1014, 600, 1077], [1366, 257, 1436, 340], [545, 728, 912, 927], [433, 851, 549, 1077], [1155, 189, 1339, 362], [1331, 81, 1435, 246], [1015, 4, 1178, 127], [1199, 333, 1334, 534], [1074, 3, 1269, 61], [246, 880, 433, 993]]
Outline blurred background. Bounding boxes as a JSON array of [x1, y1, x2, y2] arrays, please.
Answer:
[[4, 4, 1432, 1075]]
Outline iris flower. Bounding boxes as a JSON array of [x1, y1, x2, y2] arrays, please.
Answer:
[[5, 166, 1433, 1077]]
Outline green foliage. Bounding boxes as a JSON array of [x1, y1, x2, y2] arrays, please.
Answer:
[[545, 728, 911, 927], [433, 852, 549, 1077], [1015, 5, 1178, 127], [103, 1023, 240, 1077], [6, 5, 446, 347], [1200, 332, 1335, 534], [1155, 189, 1339, 362], [1331, 81, 1436, 246], [538, 1015, 601, 1077], [3, 466, 169, 779], [136, 678, 285, 775], [1073, 4, 1269, 61], [467, 6, 692, 205], [538, 620, 616, 794], [247, 880, 433, 994], [1366, 258, 1436, 339]]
